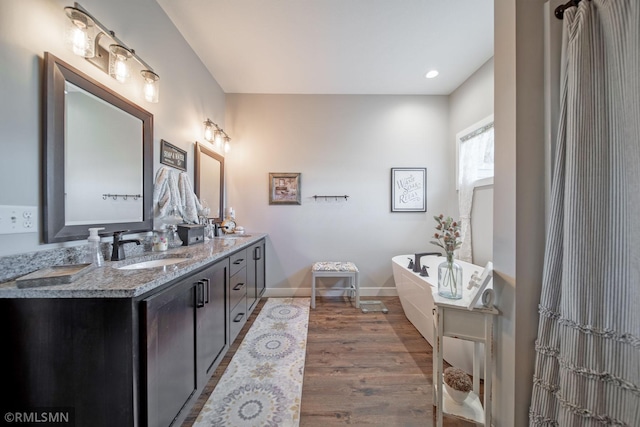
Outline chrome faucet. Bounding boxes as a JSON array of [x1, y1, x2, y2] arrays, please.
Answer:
[[413, 252, 442, 273], [111, 230, 141, 261]]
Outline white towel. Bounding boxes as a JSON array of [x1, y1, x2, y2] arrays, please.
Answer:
[[178, 172, 201, 223], [153, 167, 202, 224]]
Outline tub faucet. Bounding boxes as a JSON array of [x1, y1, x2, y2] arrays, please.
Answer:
[[413, 252, 442, 273], [111, 230, 141, 261]]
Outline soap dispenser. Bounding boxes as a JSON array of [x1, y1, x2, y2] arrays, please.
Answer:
[[86, 227, 105, 267]]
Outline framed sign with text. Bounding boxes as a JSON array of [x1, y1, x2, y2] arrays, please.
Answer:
[[160, 140, 187, 171], [391, 167, 426, 212]]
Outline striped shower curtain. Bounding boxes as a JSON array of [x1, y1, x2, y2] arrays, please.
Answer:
[[530, 1, 639, 426]]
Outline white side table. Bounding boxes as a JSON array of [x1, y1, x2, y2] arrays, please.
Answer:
[[432, 293, 498, 426]]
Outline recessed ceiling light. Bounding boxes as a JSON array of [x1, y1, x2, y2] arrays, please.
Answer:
[[425, 70, 439, 79]]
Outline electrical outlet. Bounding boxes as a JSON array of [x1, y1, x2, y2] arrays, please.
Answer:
[[0, 206, 38, 234]]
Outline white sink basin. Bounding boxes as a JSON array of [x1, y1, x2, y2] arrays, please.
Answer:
[[117, 258, 187, 270]]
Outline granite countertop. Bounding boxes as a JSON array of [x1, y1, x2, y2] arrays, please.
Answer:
[[0, 234, 266, 299]]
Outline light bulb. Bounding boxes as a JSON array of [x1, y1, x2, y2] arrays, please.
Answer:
[[141, 70, 160, 103], [224, 137, 231, 153], [204, 120, 215, 142], [71, 27, 89, 56], [425, 70, 439, 79], [114, 57, 128, 82], [109, 45, 132, 83], [214, 131, 224, 148]]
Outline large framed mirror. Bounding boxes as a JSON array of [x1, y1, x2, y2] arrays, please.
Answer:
[[194, 142, 224, 222], [43, 52, 153, 242]]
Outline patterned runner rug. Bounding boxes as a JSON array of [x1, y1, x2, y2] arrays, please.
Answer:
[[193, 298, 310, 427]]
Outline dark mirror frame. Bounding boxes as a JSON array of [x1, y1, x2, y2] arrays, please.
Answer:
[[43, 52, 153, 243], [194, 141, 224, 223]]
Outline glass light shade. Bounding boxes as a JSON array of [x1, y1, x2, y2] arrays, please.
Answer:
[[109, 45, 132, 83], [64, 7, 96, 58], [141, 70, 160, 103], [203, 120, 215, 142], [214, 130, 224, 148], [224, 136, 231, 153]]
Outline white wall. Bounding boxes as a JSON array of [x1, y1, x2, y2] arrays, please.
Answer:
[[0, 0, 226, 256], [493, 0, 548, 424], [225, 94, 454, 296], [449, 58, 495, 266]]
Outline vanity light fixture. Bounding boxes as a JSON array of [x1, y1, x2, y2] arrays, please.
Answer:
[[63, 3, 160, 103], [203, 118, 231, 152]]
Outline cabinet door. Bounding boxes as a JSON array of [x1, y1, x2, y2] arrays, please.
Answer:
[[247, 240, 266, 310], [196, 259, 228, 387], [255, 241, 266, 298], [143, 277, 197, 427]]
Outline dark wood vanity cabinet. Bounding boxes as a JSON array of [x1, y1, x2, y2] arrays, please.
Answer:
[[227, 238, 266, 342], [0, 297, 139, 427], [143, 259, 228, 427], [229, 250, 248, 342], [0, 238, 266, 427], [247, 240, 266, 311]]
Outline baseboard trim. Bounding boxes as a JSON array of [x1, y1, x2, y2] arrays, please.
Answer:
[[263, 287, 398, 298]]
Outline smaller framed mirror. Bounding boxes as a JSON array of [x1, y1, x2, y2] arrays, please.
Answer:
[[194, 142, 224, 222]]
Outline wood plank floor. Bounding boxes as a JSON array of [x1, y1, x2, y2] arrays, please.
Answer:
[[183, 296, 479, 426]]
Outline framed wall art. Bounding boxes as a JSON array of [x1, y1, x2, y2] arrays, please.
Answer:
[[391, 167, 426, 212], [269, 172, 301, 205]]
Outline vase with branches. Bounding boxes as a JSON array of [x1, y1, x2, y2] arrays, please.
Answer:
[[430, 214, 463, 299]]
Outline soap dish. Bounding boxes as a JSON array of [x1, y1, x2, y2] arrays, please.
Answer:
[[16, 263, 95, 289]]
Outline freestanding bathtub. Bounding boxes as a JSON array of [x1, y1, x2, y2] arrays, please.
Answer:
[[392, 254, 485, 375]]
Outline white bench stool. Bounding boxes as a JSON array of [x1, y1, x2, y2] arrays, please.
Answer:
[[311, 261, 359, 309]]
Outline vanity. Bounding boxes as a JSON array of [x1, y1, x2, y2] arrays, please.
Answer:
[[0, 235, 266, 427]]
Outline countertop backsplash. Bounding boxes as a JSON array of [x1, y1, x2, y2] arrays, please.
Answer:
[[1, 239, 151, 284]]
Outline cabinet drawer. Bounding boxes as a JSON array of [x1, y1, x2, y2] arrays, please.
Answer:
[[230, 249, 247, 276], [230, 298, 247, 342], [229, 267, 247, 309]]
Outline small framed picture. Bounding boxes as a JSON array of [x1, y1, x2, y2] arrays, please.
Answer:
[[269, 173, 301, 205], [160, 140, 187, 171], [391, 167, 427, 212]]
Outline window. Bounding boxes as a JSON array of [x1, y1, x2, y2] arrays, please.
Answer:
[[456, 115, 494, 189]]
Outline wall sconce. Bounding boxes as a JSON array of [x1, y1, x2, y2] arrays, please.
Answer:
[[63, 3, 160, 103], [203, 118, 231, 152]]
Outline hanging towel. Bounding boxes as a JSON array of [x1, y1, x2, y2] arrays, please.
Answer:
[[153, 166, 203, 224], [153, 166, 181, 220], [178, 172, 202, 223]]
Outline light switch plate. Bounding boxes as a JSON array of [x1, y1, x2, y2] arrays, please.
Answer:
[[0, 205, 39, 234]]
